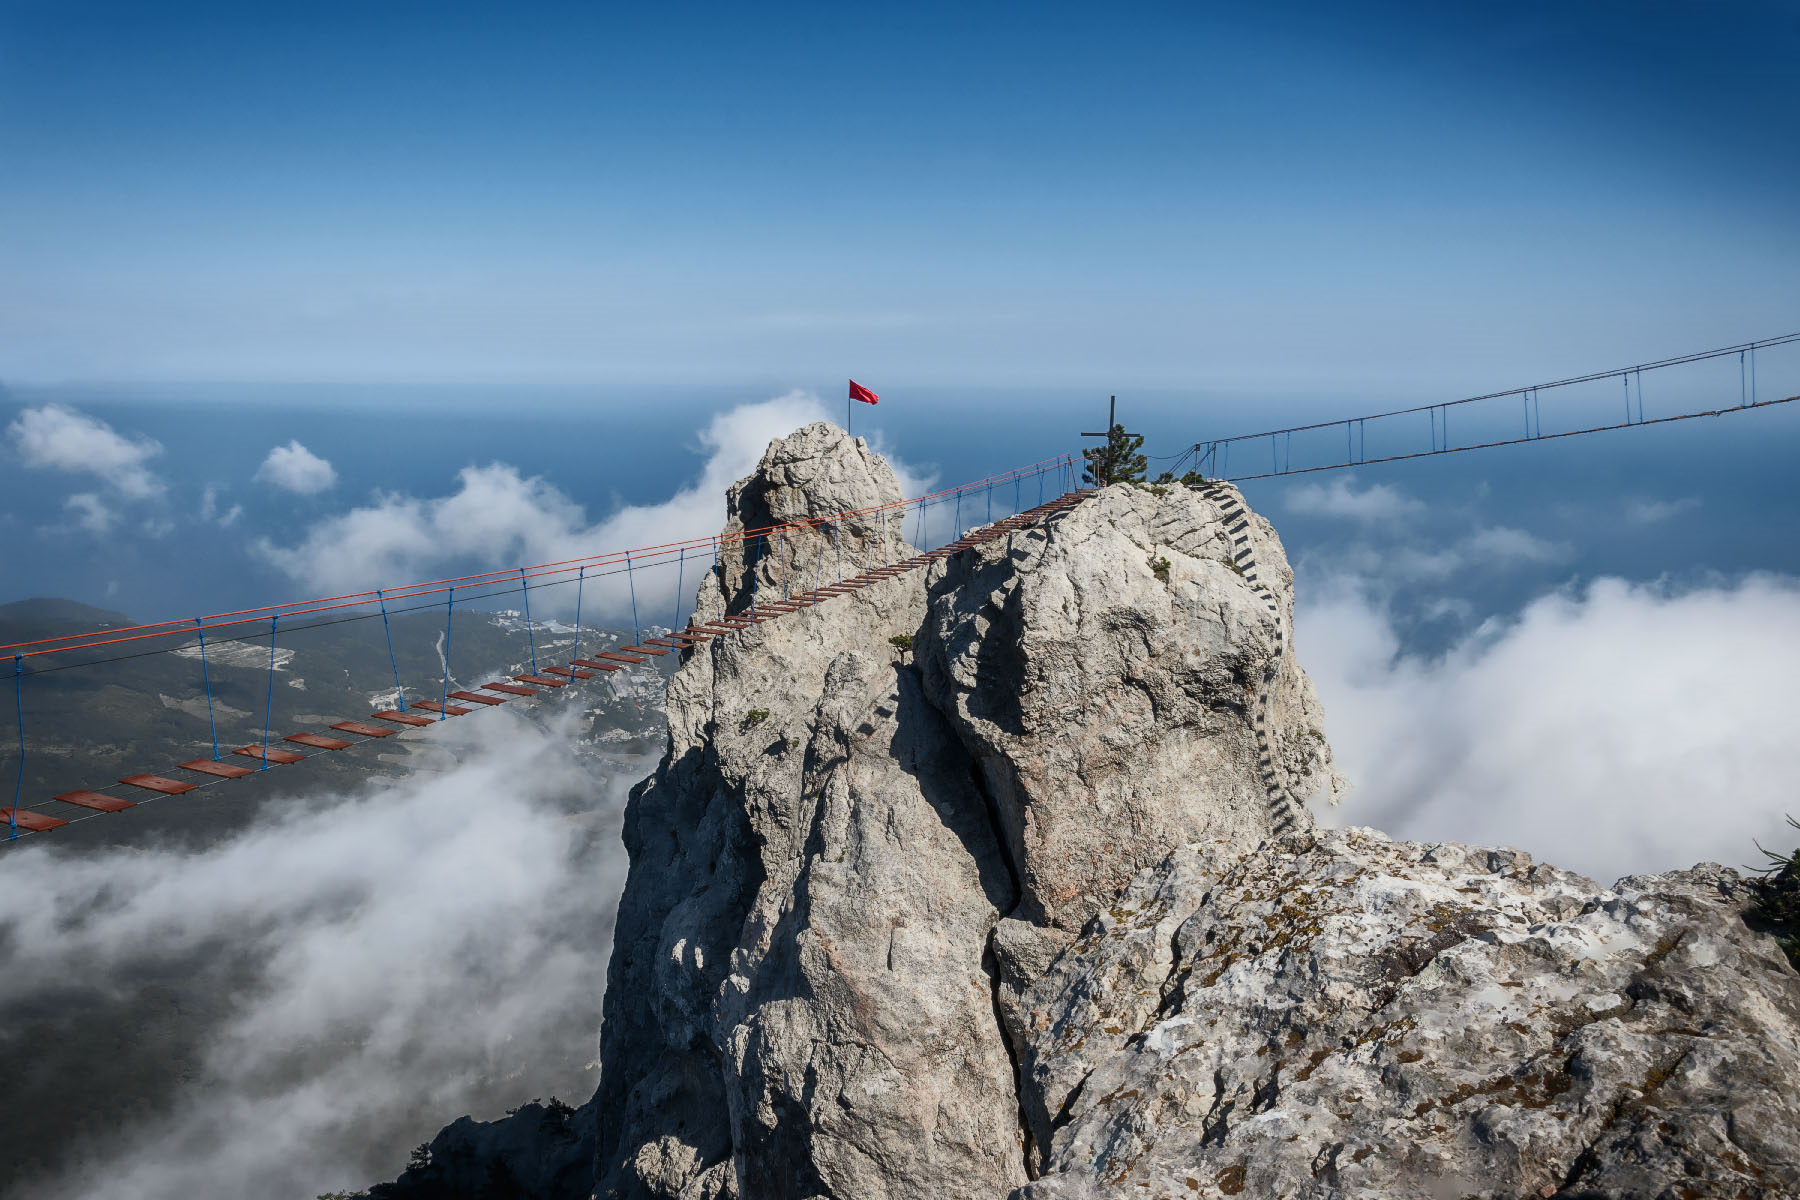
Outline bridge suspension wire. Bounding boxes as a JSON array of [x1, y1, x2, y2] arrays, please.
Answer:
[[260, 616, 279, 771], [573, 567, 585, 662], [519, 568, 539, 676], [9, 656, 21, 840], [377, 589, 406, 711], [197, 617, 221, 761], [440, 586, 455, 721], [1200, 395, 1797, 483], [1186, 333, 1799, 484]]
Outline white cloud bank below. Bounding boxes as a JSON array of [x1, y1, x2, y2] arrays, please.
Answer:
[[0, 711, 633, 1200], [1302, 572, 1800, 884]]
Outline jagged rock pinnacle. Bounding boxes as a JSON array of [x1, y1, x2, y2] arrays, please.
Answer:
[[592, 426, 1341, 1200]]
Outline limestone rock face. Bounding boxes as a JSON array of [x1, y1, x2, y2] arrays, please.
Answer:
[[917, 480, 1343, 935], [591, 427, 1339, 1200], [1010, 828, 1800, 1200]]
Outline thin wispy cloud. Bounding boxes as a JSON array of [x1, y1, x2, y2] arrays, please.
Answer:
[[200, 483, 244, 528], [1626, 495, 1703, 524], [63, 492, 116, 536], [1286, 478, 1425, 521]]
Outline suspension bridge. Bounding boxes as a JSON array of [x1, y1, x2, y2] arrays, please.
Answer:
[[1, 455, 1088, 841], [3, 333, 1796, 844]]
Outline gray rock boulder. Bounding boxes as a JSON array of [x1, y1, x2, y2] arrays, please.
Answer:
[[917, 478, 1344, 935], [1011, 827, 1800, 1199]]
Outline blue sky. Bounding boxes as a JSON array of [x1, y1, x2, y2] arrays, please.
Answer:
[[2, 0, 1795, 387]]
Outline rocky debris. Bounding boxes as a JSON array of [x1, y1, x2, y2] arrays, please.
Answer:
[[1010, 827, 1800, 1199], [591, 425, 1341, 1200], [370, 1099, 597, 1200]]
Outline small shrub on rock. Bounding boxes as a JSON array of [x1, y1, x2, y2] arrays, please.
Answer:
[[1750, 815, 1800, 969]]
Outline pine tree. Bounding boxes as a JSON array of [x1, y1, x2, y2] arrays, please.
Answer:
[[1082, 424, 1147, 486]]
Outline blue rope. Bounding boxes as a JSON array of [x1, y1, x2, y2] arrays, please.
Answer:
[[986, 484, 992, 525], [574, 567, 585, 660], [712, 539, 722, 622], [197, 617, 220, 760], [519, 567, 539, 673], [261, 615, 278, 771], [955, 488, 962, 536], [626, 551, 641, 645], [439, 585, 454, 720], [671, 548, 686, 635], [10, 656, 22, 840], [378, 589, 406, 710]]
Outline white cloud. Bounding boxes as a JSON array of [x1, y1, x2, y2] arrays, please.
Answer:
[[1285, 478, 1425, 521], [255, 439, 338, 495], [2, 711, 633, 1200], [200, 483, 244, 528], [1302, 524, 1568, 588], [252, 394, 934, 624], [7, 403, 164, 498], [1462, 525, 1566, 564], [63, 492, 115, 535], [1300, 573, 1800, 884], [1627, 495, 1702, 524]]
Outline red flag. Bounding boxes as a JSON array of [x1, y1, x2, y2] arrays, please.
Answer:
[[848, 379, 879, 405]]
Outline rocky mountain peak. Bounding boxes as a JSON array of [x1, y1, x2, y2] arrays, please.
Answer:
[[592, 427, 1344, 1199], [380, 426, 1799, 1200]]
